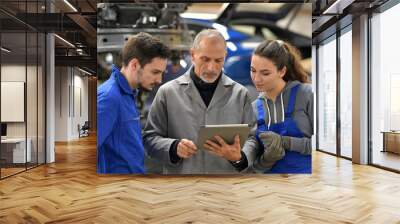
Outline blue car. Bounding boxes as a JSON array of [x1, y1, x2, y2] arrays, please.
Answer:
[[164, 3, 311, 100]]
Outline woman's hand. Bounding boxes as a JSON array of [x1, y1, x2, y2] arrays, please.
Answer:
[[258, 131, 286, 164]]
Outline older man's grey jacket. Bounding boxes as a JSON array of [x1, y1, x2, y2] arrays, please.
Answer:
[[143, 70, 258, 174]]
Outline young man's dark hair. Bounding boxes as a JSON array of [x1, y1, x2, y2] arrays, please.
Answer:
[[121, 32, 170, 67]]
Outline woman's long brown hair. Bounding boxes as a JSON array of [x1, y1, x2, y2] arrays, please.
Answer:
[[253, 40, 309, 83]]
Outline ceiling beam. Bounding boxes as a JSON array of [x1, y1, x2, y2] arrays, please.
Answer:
[[55, 55, 96, 71], [67, 14, 96, 47]]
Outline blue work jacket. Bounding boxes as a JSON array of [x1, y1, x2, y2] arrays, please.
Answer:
[[97, 65, 145, 174]]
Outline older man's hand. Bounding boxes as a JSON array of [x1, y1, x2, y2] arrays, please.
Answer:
[[203, 135, 242, 162], [177, 139, 198, 159]]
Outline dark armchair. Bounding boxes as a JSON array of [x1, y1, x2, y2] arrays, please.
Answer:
[[78, 121, 90, 138]]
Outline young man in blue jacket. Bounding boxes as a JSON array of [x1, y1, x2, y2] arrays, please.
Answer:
[[97, 32, 170, 174]]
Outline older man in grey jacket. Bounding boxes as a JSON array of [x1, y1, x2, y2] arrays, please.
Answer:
[[143, 29, 258, 174]]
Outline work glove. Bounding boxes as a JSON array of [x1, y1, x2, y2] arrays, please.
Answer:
[[256, 131, 291, 170]]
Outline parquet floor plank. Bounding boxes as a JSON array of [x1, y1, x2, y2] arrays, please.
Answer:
[[0, 135, 399, 223]]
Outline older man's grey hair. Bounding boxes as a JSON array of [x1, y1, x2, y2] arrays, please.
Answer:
[[192, 29, 227, 50]]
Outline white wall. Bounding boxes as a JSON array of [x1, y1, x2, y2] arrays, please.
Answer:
[[72, 73, 89, 138], [1, 82, 25, 126], [1, 64, 46, 164], [55, 66, 68, 141], [1, 65, 26, 81], [1, 65, 25, 142], [54, 66, 89, 141], [1, 65, 30, 138], [312, 45, 316, 150]]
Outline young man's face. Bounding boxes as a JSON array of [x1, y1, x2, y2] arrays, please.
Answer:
[[137, 57, 167, 91]]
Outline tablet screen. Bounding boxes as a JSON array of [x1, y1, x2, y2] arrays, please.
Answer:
[[196, 124, 250, 148]]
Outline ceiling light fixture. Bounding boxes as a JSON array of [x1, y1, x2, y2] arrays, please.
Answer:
[[54, 34, 75, 48], [1, 47, 11, 53], [78, 67, 93, 76], [322, 0, 354, 15], [63, 0, 78, 12]]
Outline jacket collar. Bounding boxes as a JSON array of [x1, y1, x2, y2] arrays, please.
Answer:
[[178, 66, 235, 110], [257, 80, 300, 100], [176, 66, 235, 87], [112, 64, 138, 97]]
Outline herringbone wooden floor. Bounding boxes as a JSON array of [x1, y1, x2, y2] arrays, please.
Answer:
[[1, 135, 400, 224]]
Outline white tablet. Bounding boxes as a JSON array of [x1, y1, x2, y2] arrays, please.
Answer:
[[196, 124, 250, 148]]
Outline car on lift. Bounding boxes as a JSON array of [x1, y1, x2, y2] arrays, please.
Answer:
[[178, 3, 312, 99]]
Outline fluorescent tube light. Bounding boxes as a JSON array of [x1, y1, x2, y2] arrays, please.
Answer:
[[54, 34, 75, 48], [63, 0, 78, 12], [78, 67, 93, 76], [1, 47, 11, 53], [323, 0, 354, 15]]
